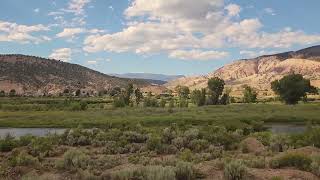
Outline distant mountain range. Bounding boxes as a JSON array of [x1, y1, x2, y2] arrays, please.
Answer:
[[166, 45, 320, 92], [110, 73, 185, 84], [0, 55, 150, 95]]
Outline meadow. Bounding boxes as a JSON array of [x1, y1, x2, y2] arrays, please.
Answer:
[[1, 96, 320, 180], [0, 97, 319, 129]]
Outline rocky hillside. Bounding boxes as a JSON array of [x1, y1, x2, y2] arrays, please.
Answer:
[[166, 45, 320, 92], [0, 55, 149, 95]]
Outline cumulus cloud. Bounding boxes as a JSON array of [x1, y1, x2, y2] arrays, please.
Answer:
[[169, 50, 228, 60], [56, 28, 85, 38], [225, 4, 241, 17], [49, 48, 72, 62], [0, 20, 50, 44], [83, 0, 320, 61]]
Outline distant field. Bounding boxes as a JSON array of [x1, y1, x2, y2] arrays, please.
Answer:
[[0, 98, 319, 128]]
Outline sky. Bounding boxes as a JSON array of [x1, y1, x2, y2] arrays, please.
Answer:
[[0, 0, 320, 76]]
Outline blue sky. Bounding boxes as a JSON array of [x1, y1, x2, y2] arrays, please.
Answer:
[[0, 0, 320, 75]]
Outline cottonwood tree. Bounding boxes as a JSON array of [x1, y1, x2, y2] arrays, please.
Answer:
[[271, 74, 317, 104], [207, 77, 225, 105], [242, 85, 257, 103]]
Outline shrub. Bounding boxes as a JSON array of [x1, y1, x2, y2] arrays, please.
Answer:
[[56, 149, 89, 170], [160, 98, 167, 108], [179, 149, 195, 162], [175, 161, 194, 180], [271, 177, 284, 180], [310, 155, 320, 176], [110, 166, 176, 180], [122, 131, 147, 143], [113, 96, 126, 108], [19, 135, 35, 146], [270, 153, 312, 171], [242, 85, 257, 103], [9, 150, 39, 167], [224, 160, 247, 180], [162, 127, 177, 144], [29, 137, 54, 157], [0, 134, 17, 152], [146, 135, 163, 153]]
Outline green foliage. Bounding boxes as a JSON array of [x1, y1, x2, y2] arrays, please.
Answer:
[[175, 161, 194, 180], [270, 153, 312, 171], [9, 89, 16, 97], [271, 74, 315, 104], [175, 86, 190, 99], [9, 150, 39, 167], [29, 137, 54, 157], [169, 99, 175, 108], [0, 90, 5, 97], [178, 98, 188, 108], [242, 85, 257, 103], [207, 77, 225, 105], [160, 98, 167, 108], [110, 166, 176, 180], [113, 96, 126, 108], [0, 134, 17, 152], [147, 135, 162, 152], [135, 88, 143, 105], [311, 155, 320, 176], [179, 149, 195, 162], [224, 160, 247, 180], [56, 149, 89, 170], [144, 93, 159, 107], [191, 89, 206, 106], [124, 83, 134, 106]]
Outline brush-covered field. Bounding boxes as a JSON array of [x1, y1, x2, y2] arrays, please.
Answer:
[[0, 97, 320, 180]]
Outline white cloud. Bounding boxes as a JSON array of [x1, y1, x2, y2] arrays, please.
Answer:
[[170, 50, 228, 60], [83, 0, 320, 61], [57, 28, 85, 38], [87, 60, 97, 64], [66, 0, 91, 15], [49, 48, 72, 62], [225, 4, 241, 17], [264, 8, 276, 16], [0, 20, 50, 44], [57, 28, 106, 41]]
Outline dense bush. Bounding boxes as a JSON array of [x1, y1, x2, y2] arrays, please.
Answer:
[[29, 137, 54, 157], [224, 160, 247, 180], [56, 149, 89, 170], [311, 155, 320, 176], [175, 161, 194, 180], [270, 153, 312, 171], [0, 134, 17, 152], [9, 150, 39, 167]]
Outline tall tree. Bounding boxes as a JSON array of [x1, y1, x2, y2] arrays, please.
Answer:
[[207, 77, 225, 105], [271, 74, 316, 104], [242, 85, 257, 103], [134, 88, 143, 105], [124, 84, 134, 106]]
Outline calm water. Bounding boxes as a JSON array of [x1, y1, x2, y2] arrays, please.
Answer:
[[0, 124, 307, 138], [265, 124, 307, 134], [0, 128, 66, 138]]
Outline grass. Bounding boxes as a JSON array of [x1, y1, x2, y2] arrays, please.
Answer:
[[0, 101, 319, 128]]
